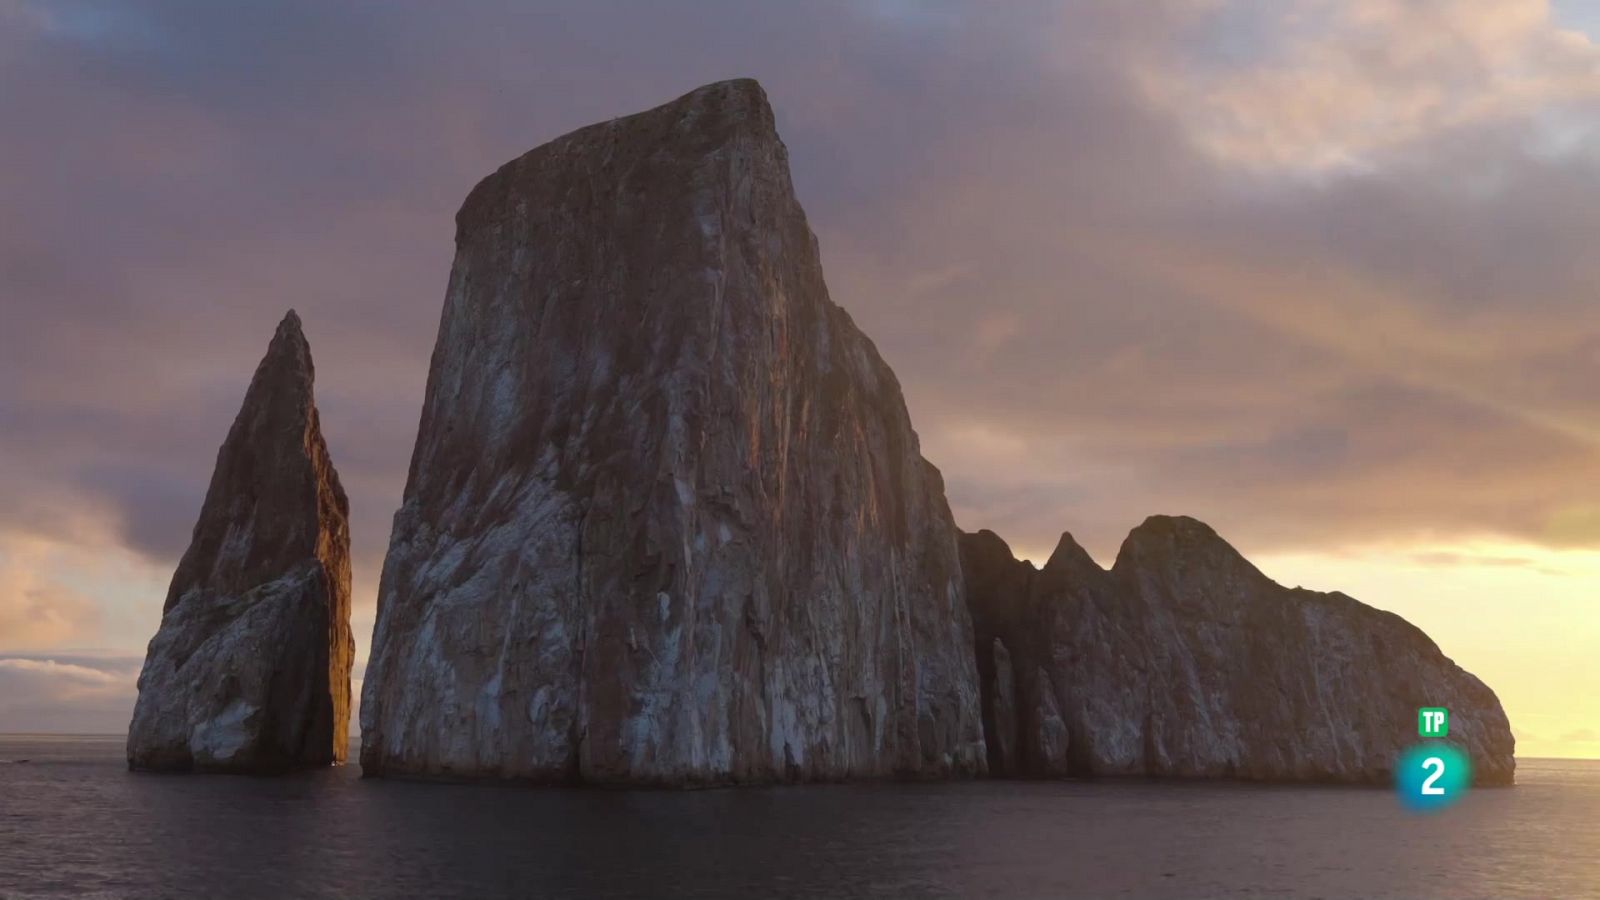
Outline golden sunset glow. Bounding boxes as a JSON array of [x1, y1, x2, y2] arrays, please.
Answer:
[[1256, 542, 1600, 760], [1003, 535, 1600, 761]]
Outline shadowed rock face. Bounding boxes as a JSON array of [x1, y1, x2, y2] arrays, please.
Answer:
[[127, 311, 352, 773], [360, 79, 985, 784], [961, 516, 1516, 785]]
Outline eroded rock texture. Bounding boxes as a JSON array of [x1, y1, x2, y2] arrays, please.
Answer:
[[127, 311, 353, 773], [961, 516, 1515, 785], [360, 79, 985, 784]]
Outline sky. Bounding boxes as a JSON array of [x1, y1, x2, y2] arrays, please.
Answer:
[[0, 0, 1596, 759]]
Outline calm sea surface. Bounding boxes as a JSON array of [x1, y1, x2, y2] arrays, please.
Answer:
[[1, 735, 1595, 899]]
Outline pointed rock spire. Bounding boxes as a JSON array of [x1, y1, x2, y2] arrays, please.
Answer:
[[1042, 529, 1099, 576], [128, 310, 352, 773]]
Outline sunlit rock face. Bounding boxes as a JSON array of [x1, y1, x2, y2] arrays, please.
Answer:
[[360, 79, 985, 784], [961, 516, 1516, 785], [127, 311, 353, 773]]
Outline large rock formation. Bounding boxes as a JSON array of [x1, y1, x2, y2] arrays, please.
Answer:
[[128, 311, 353, 773], [961, 516, 1515, 785], [360, 79, 985, 784]]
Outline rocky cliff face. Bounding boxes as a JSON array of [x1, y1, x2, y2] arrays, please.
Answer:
[[961, 516, 1515, 785], [360, 79, 985, 784], [128, 311, 353, 773]]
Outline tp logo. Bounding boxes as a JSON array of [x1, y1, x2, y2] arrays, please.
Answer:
[[1418, 707, 1449, 737], [1396, 707, 1470, 812]]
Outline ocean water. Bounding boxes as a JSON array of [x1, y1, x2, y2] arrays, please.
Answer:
[[0, 736, 1595, 899]]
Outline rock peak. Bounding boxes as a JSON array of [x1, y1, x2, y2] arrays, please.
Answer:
[[680, 76, 769, 109], [1042, 530, 1100, 575], [1128, 513, 1220, 540], [129, 313, 352, 773], [245, 309, 315, 405], [965, 528, 1023, 565], [273, 308, 306, 346], [456, 77, 778, 236], [629, 77, 775, 141], [1114, 514, 1249, 573]]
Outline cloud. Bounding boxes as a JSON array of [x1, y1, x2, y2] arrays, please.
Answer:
[[0, 535, 105, 649], [1560, 728, 1598, 742], [1144, 0, 1600, 170], [807, 1, 1600, 558], [1407, 551, 1539, 569], [0, 655, 140, 733], [0, 0, 1596, 596]]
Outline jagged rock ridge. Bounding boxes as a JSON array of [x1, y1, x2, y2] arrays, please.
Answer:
[[961, 516, 1515, 785], [127, 310, 353, 773], [360, 79, 985, 784]]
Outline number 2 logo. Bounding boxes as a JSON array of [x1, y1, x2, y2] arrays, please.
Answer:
[[1420, 756, 1446, 795], [1396, 743, 1468, 811]]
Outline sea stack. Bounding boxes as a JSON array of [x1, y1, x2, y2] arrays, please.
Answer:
[[127, 311, 353, 773], [962, 516, 1516, 785], [360, 79, 985, 784]]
